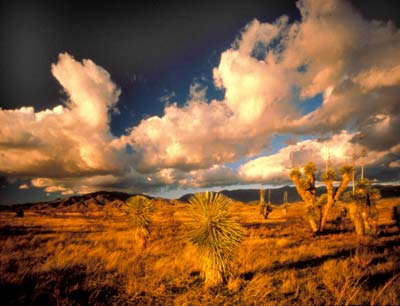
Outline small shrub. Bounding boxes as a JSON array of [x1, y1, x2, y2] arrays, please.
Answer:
[[187, 192, 244, 287], [352, 247, 374, 269], [321, 259, 365, 305], [15, 209, 24, 218], [392, 204, 400, 230], [260, 204, 273, 219]]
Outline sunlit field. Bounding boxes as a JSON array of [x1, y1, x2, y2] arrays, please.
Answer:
[[1, 197, 399, 305]]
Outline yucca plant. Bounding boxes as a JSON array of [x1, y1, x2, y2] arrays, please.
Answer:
[[187, 192, 244, 287], [344, 178, 380, 236], [289, 162, 353, 233], [259, 189, 266, 215], [259, 189, 272, 219], [123, 195, 153, 248]]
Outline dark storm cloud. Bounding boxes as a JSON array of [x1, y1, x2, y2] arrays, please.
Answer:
[[0, 0, 299, 111]]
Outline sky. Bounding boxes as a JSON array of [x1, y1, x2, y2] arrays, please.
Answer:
[[1, 0, 400, 204]]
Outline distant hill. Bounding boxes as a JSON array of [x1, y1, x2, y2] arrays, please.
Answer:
[[0, 191, 141, 212], [179, 184, 400, 204], [376, 184, 400, 199]]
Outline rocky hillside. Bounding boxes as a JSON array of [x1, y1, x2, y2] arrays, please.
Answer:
[[0, 191, 140, 212]]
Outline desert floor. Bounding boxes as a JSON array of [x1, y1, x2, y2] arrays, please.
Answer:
[[1, 198, 399, 305]]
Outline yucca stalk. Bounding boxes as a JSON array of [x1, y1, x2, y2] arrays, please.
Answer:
[[319, 166, 354, 232], [123, 195, 153, 249], [319, 168, 336, 232], [289, 162, 320, 232], [259, 189, 266, 215], [334, 166, 354, 202], [306, 206, 321, 233], [187, 192, 244, 287], [259, 189, 265, 205]]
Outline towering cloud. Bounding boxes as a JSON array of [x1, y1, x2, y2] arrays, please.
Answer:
[[0, 53, 122, 179]]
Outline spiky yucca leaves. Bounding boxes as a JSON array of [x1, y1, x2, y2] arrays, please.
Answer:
[[321, 169, 336, 182], [304, 162, 317, 186], [187, 192, 244, 287], [354, 178, 381, 205], [123, 196, 153, 248], [289, 165, 316, 207], [289, 168, 301, 179]]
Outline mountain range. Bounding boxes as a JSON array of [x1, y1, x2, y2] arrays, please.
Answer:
[[1, 185, 399, 212], [179, 184, 400, 204]]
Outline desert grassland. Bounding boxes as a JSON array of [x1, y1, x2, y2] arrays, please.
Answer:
[[0, 198, 399, 305]]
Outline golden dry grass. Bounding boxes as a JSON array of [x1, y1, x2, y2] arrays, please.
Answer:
[[0, 197, 399, 305]]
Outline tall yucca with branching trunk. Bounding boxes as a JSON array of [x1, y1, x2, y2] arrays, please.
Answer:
[[187, 192, 244, 287], [123, 195, 153, 249], [289, 162, 353, 233], [319, 166, 354, 232]]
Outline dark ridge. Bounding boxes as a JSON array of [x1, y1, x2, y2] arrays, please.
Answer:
[[178, 186, 302, 204], [0, 191, 150, 211], [178, 185, 400, 204]]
